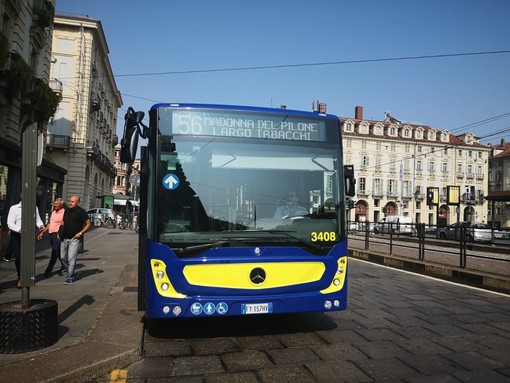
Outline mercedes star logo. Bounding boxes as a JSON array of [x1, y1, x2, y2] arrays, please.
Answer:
[[250, 267, 266, 285]]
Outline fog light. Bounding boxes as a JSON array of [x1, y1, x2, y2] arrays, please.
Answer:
[[324, 300, 332, 309], [334, 300, 340, 307], [161, 282, 169, 291], [162, 306, 170, 314], [337, 267, 344, 274], [173, 306, 182, 316], [156, 270, 165, 279], [333, 278, 340, 286]]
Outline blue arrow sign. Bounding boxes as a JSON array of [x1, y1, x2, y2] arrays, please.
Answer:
[[162, 174, 180, 190]]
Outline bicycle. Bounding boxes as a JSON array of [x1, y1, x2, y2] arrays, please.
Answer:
[[117, 216, 130, 230], [104, 216, 117, 229]]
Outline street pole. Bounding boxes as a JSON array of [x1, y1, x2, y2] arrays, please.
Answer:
[[20, 121, 38, 308]]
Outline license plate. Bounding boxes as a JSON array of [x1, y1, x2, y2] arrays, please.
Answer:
[[241, 303, 273, 315]]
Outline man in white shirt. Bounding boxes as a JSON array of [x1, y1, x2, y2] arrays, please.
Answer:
[[7, 195, 45, 288]]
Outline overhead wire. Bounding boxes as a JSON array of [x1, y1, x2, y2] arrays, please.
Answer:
[[52, 49, 510, 143], [112, 50, 510, 78]]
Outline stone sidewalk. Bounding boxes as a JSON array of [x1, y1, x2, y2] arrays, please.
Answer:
[[0, 228, 144, 383]]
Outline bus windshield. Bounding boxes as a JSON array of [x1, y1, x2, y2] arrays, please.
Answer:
[[154, 109, 345, 254]]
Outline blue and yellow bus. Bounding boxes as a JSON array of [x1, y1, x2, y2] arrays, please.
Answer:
[[120, 103, 355, 319]]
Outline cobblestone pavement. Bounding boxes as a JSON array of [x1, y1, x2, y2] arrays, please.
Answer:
[[111, 258, 510, 382]]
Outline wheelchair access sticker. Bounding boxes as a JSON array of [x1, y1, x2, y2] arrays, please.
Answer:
[[162, 174, 180, 190]]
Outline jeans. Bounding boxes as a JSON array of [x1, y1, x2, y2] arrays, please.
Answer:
[[61, 238, 80, 279], [45, 233, 63, 274]]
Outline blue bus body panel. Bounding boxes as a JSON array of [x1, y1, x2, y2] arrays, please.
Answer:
[[144, 240, 348, 319]]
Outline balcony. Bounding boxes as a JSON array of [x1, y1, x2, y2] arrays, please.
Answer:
[[402, 193, 414, 200], [456, 172, 464, 178], [476, 173, 484, 180], [415, 193, 425, 200], [33, 0, 55, 29], [49, 79, 63, 97], [372, 190, 384, 198], [357, 189, 369, 197], [86, 142, 99, 160], [466, 173, 475, 179], [46, 134, 70, 150]]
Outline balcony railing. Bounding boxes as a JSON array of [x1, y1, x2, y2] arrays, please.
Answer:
[[46, 134, 70, 149], [49, 79, 63, 97]]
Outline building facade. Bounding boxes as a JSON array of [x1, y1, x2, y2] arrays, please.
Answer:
[[112, 143, 129, 196], [47, 14, 122, 209], [488, 140, 510, 228], [342, 106, 491, 227], [0, 0, 66, 222]]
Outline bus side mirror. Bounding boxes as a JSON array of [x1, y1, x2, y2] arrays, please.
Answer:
[[344, 164, 356, 197], [120, 107, 145, 163]]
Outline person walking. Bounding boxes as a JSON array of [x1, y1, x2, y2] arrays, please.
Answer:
[[2, 230, 13, 262], [1, 215, 14, 262], [59, 195, 91, 285], [0, 215, 3, 258], [38, 198, 65, 276], [7, 194, 45, 288]]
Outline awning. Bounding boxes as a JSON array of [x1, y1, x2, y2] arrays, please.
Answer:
[[486, 191, 510, 202], [114, 199, 139, 206]]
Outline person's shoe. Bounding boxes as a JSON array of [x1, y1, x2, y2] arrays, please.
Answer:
[[64, 277, 73, 285], [3, 257, 12, 262], [16, 280, 21, 288]]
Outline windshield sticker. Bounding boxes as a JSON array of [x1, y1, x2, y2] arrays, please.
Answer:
[[204, 302, 216, 315], [190, 302, 203, 315], [216, 302, 228, 315], [162, 173, 180, 190]]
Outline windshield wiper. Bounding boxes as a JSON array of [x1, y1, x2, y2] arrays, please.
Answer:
[[173, 241, 228, 254], [240, 230, 326, 253], [171, 231, 327, 255]]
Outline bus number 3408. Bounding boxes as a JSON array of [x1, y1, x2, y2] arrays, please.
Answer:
[[310, 232, 337, 242]]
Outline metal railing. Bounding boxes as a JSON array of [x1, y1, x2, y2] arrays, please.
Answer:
[[348, 221, 510, 275]]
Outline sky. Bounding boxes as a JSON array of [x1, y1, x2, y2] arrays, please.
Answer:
[[55, 0, 510, 146]]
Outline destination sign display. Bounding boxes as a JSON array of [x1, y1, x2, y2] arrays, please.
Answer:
[[167, 110, 328, 142]]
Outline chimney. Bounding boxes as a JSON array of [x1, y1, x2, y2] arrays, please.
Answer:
[[355, 106, 363, 120]]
